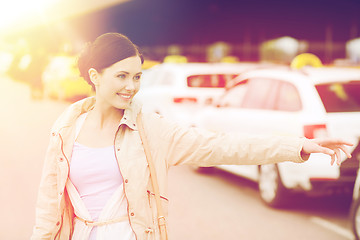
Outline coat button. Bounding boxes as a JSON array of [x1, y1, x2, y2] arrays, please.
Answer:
[[59, 192, 63, 196], [56, 221, 60, 226], [130, 212, 135, 217], [125, 179, 129, 183], [117, 148, 120, 151], [59, 158, 64, 162], [52, 132, 56, 136]]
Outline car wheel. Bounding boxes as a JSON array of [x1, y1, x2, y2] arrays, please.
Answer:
[[351, 196, 360, 240], [258, 164, 288, 208]]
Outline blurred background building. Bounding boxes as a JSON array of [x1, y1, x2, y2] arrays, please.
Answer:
[[0, 0, 360, 92]]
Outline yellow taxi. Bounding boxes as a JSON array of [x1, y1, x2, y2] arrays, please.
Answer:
[[42, 55, 93, 101]]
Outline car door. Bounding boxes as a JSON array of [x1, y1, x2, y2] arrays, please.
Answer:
[[199, 78, 259, 180], [200, 77, 303, 181], [236, 78, 303, 183], [238, 78, 303, 136]]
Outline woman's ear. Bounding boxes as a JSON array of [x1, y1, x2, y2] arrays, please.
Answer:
[[88, 68, 99, 87]]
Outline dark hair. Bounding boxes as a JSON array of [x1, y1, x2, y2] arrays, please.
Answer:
[[77, 32, 144, 89]]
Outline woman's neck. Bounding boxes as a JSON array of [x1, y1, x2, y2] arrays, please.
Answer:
[[89, 103, 124, 129]]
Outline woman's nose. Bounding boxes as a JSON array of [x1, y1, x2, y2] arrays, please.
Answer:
[[125, 79, 135, 91]]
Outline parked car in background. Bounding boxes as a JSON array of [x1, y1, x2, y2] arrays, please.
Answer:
[[135, 62, 259, 126], [42, 55, 93, 102], [195, 65, 360, 207]]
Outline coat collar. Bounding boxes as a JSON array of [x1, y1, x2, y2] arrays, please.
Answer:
[[52, 96, 142, 133]]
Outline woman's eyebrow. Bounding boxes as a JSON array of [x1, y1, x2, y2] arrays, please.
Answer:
[[116, 71, 142, 75], [116, 71, 129, 74]]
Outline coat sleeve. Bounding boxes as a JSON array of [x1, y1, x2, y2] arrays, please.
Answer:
[[31, 134, 61, 240], [145, 113, 306, 168]]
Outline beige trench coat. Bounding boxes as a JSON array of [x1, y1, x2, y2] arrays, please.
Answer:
[[31, 97, 306, 240]]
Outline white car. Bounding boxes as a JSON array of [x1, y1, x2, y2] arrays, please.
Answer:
[[135, 62, 258, 126], [195, 65, 360, 207]]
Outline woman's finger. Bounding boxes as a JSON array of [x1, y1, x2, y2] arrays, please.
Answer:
[[317, 145, 335, 156], [331, 154, 336, 166], [338, 145, 352, 159], [314, 138, 353, 147], [334, 148, 341, 166]]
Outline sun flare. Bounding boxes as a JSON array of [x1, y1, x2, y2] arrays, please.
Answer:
[[0, 0, 59, 33]]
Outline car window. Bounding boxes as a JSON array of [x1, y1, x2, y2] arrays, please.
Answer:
[[187, 74, 237, 88], [218, 80, 249, 107], [241, 78, 278, 109], [315, 81, 360, 112], [275, 81, 302, 111]]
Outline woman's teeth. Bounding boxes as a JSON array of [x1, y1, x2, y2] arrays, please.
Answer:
[[117, 93, 131, 99]]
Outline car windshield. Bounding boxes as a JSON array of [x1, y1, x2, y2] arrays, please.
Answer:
[[315, 81, 360, 112]]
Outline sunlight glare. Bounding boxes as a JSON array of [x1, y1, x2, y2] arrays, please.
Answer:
[[0, 0, 59, 32]]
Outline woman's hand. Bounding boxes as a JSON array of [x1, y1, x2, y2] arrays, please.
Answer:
[[301, 138, 353, 165]]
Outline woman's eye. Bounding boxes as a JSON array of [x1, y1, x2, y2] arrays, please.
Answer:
[[117, 74, 126, 79], [134, 75, 141, 81]]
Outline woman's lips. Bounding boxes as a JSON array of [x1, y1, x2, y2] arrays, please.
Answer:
[[117, 93, 132, 100]]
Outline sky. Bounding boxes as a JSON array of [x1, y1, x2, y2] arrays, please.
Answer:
[[67, 0, 360, 46]]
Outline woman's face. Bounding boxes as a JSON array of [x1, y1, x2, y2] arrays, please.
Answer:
[[94, 56, 142, 110]]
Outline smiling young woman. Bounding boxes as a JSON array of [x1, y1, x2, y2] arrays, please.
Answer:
[[31, 32, 352, 240], [75, 34, 143, 149]]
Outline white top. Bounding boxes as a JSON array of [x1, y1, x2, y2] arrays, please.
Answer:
[[66, 113, 136, 240]]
